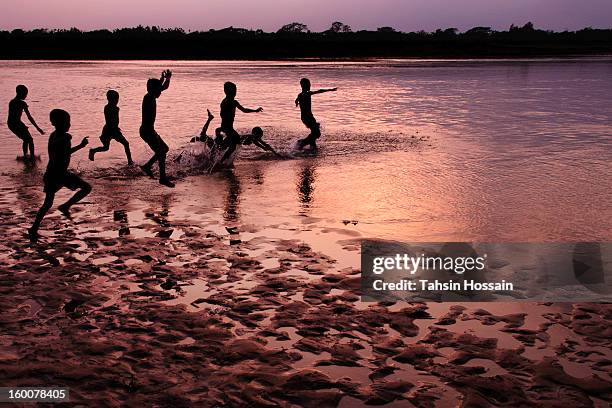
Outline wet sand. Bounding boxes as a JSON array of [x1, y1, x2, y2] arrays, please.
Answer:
[[0, 172, 611, 407]]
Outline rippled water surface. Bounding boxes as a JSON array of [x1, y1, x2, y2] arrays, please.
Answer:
[[1, 59, 610, 241]]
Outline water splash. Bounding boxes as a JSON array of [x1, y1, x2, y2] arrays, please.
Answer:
[[170, 139, 238, 176]]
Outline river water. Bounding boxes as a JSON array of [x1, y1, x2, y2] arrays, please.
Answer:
[[1, 58, 610, 242]]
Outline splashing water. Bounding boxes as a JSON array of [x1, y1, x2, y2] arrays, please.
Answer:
[[170, 139, 240, 176]]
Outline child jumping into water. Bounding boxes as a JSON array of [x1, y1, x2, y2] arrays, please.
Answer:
[[190, 109, 217, 147], [7, 85, 45, 160], [140, 69, 174, 187], [193, 110, 277, 156], [295, 78, 336, 151], [242, 127, 282, 157], [89, 90, 133, 165], [29, 109, 91, 241], [210, 82, 263, 172]]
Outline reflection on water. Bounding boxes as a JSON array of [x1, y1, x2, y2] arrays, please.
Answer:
[[297, 160, 317, 215], [222, 170, 241, 223], [250, 165, 265, 186], [0, 59, 610, 242]]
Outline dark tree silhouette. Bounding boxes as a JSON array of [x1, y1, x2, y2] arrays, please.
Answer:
[[1, 23, 611, 59], [277, 22, 309, 34], [465, 26, 493, 37], [328, 21, 352, 33]]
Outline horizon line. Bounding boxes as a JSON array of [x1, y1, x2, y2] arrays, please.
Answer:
[[3, 23, 612, 34]]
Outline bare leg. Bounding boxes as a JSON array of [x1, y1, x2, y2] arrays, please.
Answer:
[[89, 142, 110, 161], [158, 151, 174, 187], [27, 137, 35, 158], [300, 124, 320, 150], [16, 128, 33, 158], [121, 141, 133, 165], [298, 133, 314, 150], [141, 154, 157, 178], [29, 192, 55, 240], [156, 140, 173, 187], [114, 133, 133, 165], [58, 181, 92, 216], [210, 143, 237, 174], [158, 151, 168, 179], [220, 143, 237, 164]]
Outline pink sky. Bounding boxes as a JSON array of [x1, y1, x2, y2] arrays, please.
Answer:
[[2, 0, 611, 32]]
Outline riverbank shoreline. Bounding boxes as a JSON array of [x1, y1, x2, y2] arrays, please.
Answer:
[[1, 174, 610, 406]]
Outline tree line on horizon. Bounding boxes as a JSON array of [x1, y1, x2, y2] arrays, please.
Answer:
[[1, 21, 611, 59]]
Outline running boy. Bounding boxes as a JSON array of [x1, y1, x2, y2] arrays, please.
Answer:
[[7, 85, 45, 159], [29, 109, 91, 241], [295, 78, 336, 150], [213, 81, 263, 169], [89, 90, 133, 165], [140, 69, 174, 187]]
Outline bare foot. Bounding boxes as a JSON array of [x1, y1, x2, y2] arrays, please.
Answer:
[[140, 165, 155, 178], [27, 227, 38, 242], [159, 178, 175, 188], [57, 204, 72, 218], [88, 149, 95, 161]]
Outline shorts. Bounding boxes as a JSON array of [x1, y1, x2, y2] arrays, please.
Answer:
[[218, 127, 241, 148], [301, 115, 319, 130], [8, 122, 32, 141], [43, 171, 85, 194], [139, 127, 168, 153], [100, 125, 127, 145], [301, 115, 321, 139]]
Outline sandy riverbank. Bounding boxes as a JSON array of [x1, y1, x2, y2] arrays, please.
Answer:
[[0, 173, 611, 407]]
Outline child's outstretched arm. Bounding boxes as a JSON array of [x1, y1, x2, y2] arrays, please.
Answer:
[[311, 87, 338, 95], [160, 69, 172, 92], [71, 137, 89, 153], [254, 139, 282, 157], [24, 106, 44, 134], [200, 109, 215, 137], [236, 101, 263, 113]]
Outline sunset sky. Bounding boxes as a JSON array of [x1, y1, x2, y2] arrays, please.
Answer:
[[2, 0, 611, 32]]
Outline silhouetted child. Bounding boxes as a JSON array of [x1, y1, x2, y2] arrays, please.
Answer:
[[89, 90, 133, 165], [7, 85, 45, 160], [295, 78, 336, 150], [242, 127, 282, 157], [140, 69, 174, 187], [211, 82, 262, 171], [29, 109, 91, 241]]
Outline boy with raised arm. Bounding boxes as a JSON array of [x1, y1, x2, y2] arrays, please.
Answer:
[[89, 90, 133, 165], [140, 69, 174, 187], [210, 81, 263, 172], [29, 109, 91, 241], [7, 85, 44, 160], [295, 78, 337, 151]]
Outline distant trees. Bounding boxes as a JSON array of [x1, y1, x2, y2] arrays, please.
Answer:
[[327, 21, 352, 33], [277, 22, 309, 34], [1, 22, 611, 59], [465, 26, 493, 37], [434, 28, 459, 38], [510, 22, 535, 32]]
